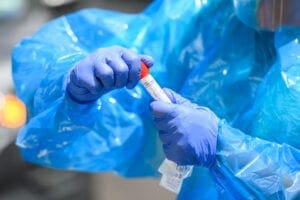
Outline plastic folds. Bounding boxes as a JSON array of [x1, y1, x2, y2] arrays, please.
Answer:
[[12, 0, 300, 199], [13, 0, 215, 177]]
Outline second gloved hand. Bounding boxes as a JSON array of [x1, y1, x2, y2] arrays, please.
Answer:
[[66, 46, 153, 103], [150, 88, 219, 167]]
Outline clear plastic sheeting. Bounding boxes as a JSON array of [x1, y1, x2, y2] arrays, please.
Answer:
[[12, 0, 300, 199]]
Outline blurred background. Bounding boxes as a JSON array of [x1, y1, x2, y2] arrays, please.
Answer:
[[0, 0, 175, 199]]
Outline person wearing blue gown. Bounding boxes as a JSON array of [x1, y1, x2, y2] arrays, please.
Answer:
[[12, 0, 300, 199]]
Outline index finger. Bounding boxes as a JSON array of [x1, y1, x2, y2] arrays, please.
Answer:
[[150, 101, 177, 118]]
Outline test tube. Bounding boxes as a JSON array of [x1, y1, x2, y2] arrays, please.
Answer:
[[140, 62, 193, 194], [140, 62, 171, 103]]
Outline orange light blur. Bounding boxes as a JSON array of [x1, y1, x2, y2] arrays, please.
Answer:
[[0, 94, 27, 129]]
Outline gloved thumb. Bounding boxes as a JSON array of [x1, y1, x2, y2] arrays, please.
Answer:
[[140, 55, 154, 68], [162, 88, 191, 105], [150, 100, 178, 118]]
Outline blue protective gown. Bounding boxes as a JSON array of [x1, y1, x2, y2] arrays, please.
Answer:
[[12, 0, 300, 199]]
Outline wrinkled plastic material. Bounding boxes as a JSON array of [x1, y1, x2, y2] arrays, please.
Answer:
[[212, 121, 300, 200], [12, 0, 300, 199]]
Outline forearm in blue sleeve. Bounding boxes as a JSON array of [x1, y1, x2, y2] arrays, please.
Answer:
[[210, 120, 300, 200]]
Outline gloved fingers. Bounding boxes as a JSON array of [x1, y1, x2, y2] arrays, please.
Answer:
[[70, 64, 102, 94], [154, 117, 177, 132], [67, 79, 90, 95], [150, 100, 178, 118], [106, 56, 129, 88], [121, 50, 141, 89], [140, 55, 154, 68], [158, 131, 174, 145], [67, 84, 101, 103], [162, 88, 192, 106], [196, 106, 220, 124], [163, 143, 193, 166], [164, 88, 201, 109], [162, 88, 180, 103], [162, 144, 181, 164], [94, 62, 114, 89], [70, 92, 101, 103]]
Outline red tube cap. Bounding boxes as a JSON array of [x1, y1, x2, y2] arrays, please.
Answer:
[[140, 62, 149, 79]]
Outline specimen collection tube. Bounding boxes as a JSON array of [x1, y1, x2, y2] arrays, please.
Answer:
[[140, 62, 193, 193]]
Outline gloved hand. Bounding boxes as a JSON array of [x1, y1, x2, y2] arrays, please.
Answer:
[[150, 88, 219, 168], [66, 46, 153, 103]]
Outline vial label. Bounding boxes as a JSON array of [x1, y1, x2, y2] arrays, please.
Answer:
[[141, 75, 171, 103], [158, 159, 193, 194]]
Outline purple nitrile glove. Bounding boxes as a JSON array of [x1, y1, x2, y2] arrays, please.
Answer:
[[66, 45, 153, 103], [150, 88, 219, 168]]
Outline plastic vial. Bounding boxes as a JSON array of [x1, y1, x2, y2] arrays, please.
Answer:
[[140, 62, 193, 193]]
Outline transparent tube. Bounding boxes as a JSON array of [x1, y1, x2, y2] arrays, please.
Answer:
[[140, 73, 193, 194]]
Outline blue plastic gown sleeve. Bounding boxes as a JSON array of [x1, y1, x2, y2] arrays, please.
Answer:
[[12, 9, 162, 176], [178, 21, 300, 200], [12, 0, 217, 177], [209, 31, 300, 199], [12, 0, 300, 198], [211, 121, 300, 200]]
